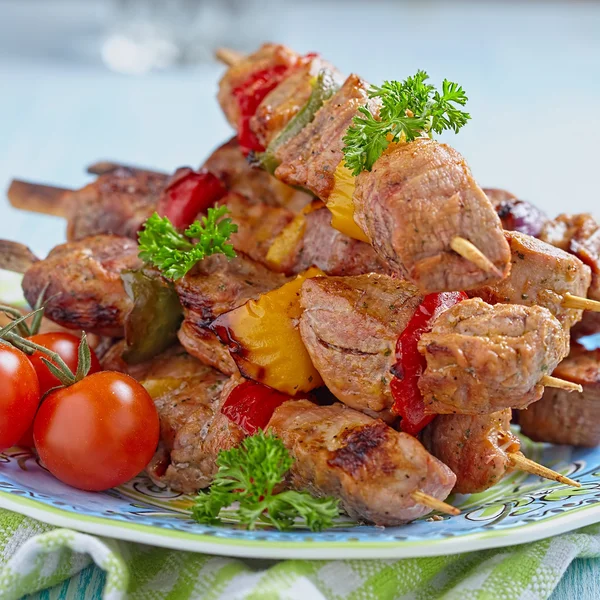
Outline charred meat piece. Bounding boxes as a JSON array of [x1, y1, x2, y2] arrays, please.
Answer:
[[483, 188, 547, 238], [67, 168, 167, 241], [218, 44, 301, 130], [540, 213, 600, 302], [160, 374, 245, 493], [471, 230, 591, 330], [175, 253, 288, 373], [269, 400, 456, 525], [250, 55, 343, 149], [275, 74, 380, 200], [422, 411, 520, 494], [202, 137, 312, 211], [418, 298, 569, 414], [225, 192, 295, 264], [353, 139, 511, 293], [299, 274, 421, 419], [274, 207, 389, 276], [519, 349, 600, 447], [22, 235, 140, 337]]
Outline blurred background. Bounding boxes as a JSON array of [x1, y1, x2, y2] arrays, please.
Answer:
[[1, 0, 599, 260]]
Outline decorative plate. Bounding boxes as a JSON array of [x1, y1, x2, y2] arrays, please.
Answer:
[[1, 276, 600, 559]]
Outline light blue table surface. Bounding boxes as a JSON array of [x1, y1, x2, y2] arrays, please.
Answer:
[[2, 1, 600, 598]]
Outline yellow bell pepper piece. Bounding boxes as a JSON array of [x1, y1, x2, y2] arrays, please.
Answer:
[[212, 268, 325, 395], [326, 162, 371, 243], [265, 212, 307, 269]]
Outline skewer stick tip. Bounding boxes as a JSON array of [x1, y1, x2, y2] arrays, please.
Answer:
[[541, 375, 583, 393], [215, 47, 244, 67], [562, 293, 600, 313], [508, 452, 581, 488], [411, 489, 460, 516], [450, 236, 503, 278]]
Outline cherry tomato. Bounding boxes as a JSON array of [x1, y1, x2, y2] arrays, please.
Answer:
[[33, 371, 160, 491], [27, 332, 101, 395], [0, 344, 40, 450]]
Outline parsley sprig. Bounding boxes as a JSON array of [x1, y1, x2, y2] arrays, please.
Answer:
[[193, 431, 339, 531], [138, 206, 237, 280], [342, 70, 471, 175]]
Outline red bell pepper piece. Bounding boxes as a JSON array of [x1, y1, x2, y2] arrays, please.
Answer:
[[232, 53, 319, 156], [156, 167, 227, 229], [221, 380, 293, 436], [391, 291, 468, 436]]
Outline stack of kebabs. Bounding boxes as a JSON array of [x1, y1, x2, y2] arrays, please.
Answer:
[[3, 43, 600, 527]]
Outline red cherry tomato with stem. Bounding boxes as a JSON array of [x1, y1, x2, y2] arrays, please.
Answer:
[[33, 371, 160, 491], [0, 344, 40, 450], [16, 332, 102, 449]]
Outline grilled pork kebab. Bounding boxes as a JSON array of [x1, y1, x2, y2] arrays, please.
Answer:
[[217, 43, 512, 293], [101, 343, 456, 525], [14, 234, 571, 420]]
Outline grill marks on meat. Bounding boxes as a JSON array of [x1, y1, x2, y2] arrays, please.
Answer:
[[472, 231, 591, 330], [218, 44, 300, 130], [269, 400, 456, 525], [175, 253, 288, 372], [418, 298, 568, 414], [353, 139, 511, 293], [274, 75, 380, 200], [22, 235, 140, 337], [299, 274, 422, 419], [540, 213, 600, 302], [67, 168, 167, 241], [202, 137, 312, 212], [276, 207, 389, 276], [422, 411, 520, 493], [519, 349, 600, 447], [250, 56, 343, 149]]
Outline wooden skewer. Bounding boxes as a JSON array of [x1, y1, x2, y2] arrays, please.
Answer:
[[541, 375, 583, 393], [450, 236, 503, 278], [562, 292, 600, 313], [215, 47, 244, 67], [508, 452, 581, 488], [0, 240, 39, 273], [410, 490, 460, 516], [7, 179, 72, 218]]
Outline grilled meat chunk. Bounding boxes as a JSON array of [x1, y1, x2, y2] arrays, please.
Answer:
[[519, 349, 600, 447], [275, 74, 380, 200], [175, 253, 288, 373], [22, 235, 139, 337], [218, 44, 300, 130], [353, 139, 511, 293], [472, 230, 591, 330], [269, 400, 456, 525], [275, 207, 388, 276], [422, 411, 520, 494], [250, 55, 343, 149], [166, 375, 246, 492], [202, 137, 312, 211], [299, 274, 421, 419], [540, 213, 600, 302], [67, 168, 167, 241], [418, 298, 568, 414], [483, 188, 547, 238]]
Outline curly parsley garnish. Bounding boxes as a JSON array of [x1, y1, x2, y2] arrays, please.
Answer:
[[342, 70, 471, 175], [192, 431, 339, 531], [138, 206, 237, 280]]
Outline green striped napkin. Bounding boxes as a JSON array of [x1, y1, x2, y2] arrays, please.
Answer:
[[1, 510, 599, 599]]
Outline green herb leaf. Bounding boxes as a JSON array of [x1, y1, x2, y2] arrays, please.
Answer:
[[138, 206, 238, 280], [192, 431, 339, 532], [342, 71, 471, 175]]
